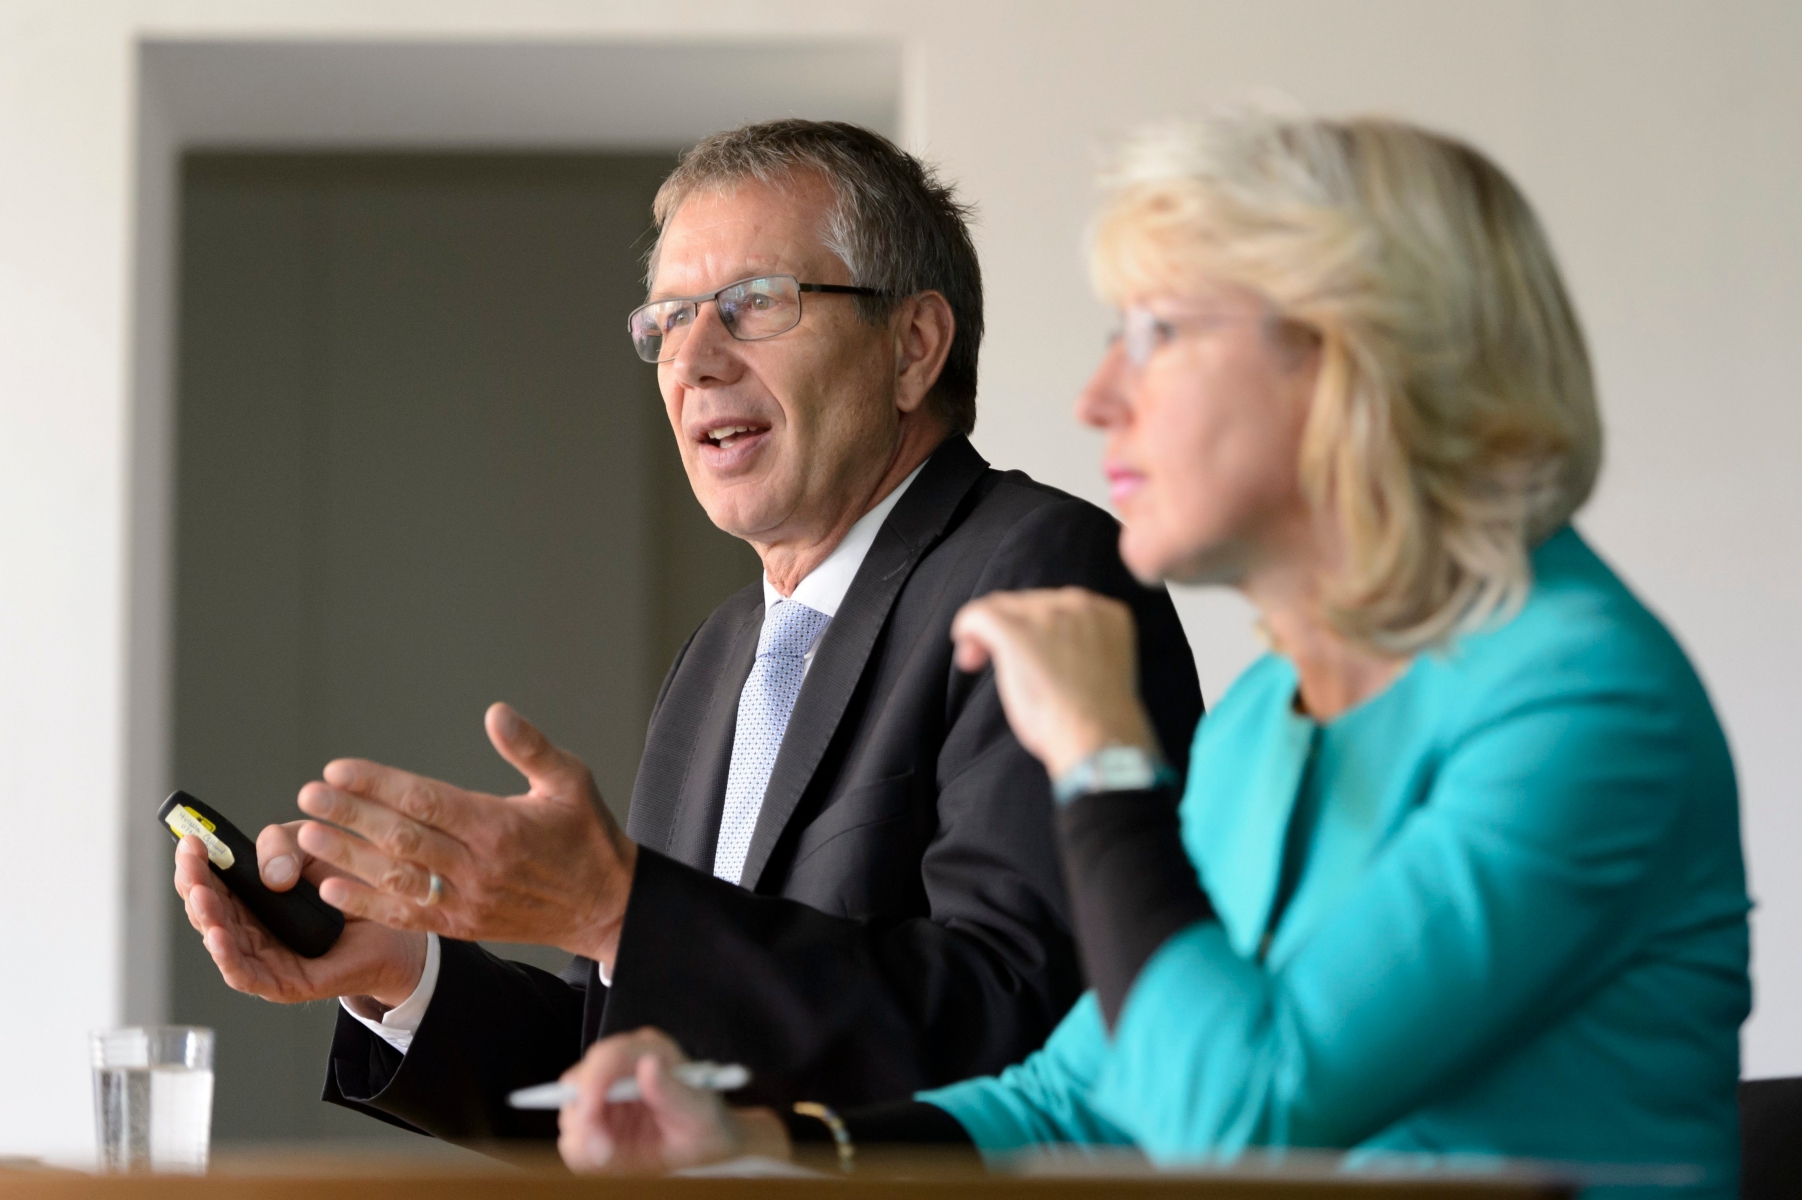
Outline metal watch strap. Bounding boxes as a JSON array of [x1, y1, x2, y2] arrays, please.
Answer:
[[1052, 744, 1175, 806]]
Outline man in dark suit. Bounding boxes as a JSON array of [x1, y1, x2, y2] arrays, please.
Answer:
[[173, 120, 1202, 1144]]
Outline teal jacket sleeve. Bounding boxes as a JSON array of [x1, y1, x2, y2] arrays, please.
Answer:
[[918, 992, 1135, 1157], [1088, 640, 1731, 1156]]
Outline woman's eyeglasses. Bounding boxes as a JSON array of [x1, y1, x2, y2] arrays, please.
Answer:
[[628, 274, 891, 364], [1111, 305, 1273, 368]]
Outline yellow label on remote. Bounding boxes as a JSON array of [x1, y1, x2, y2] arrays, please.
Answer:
[[166, 805, 235, 871]]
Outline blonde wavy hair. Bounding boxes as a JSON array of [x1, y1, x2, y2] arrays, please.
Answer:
[[1091, 111, 1602, 653]]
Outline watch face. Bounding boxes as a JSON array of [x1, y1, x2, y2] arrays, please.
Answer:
[[1054, 745, 1170, 805], [1095, 746, 1157, 790]]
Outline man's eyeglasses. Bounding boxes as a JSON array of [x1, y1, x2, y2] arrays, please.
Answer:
[[628, 274, 891, 364]]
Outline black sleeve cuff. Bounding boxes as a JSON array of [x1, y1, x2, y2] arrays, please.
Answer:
[[1055, 785, 1213, 1029], [322, 1021, 426, 1135], [321, 937, 588, 1142]]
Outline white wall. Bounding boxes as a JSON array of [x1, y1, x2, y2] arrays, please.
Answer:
[[1, 0, 1797, 1157]]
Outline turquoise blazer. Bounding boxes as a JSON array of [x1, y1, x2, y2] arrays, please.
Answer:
[[920, 529, 1749, 1196]]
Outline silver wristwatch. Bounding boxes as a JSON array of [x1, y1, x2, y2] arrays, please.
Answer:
[[1051, 744, 1175, 806]]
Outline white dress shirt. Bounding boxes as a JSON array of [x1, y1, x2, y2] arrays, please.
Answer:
[[345, 464, 924, 1053]]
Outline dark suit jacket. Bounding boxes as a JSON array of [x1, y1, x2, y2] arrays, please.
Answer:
[[322, 435, 1204, 1141]]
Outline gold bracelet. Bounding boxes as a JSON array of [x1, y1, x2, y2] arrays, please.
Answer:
[[792, 1101, 855, 1173]]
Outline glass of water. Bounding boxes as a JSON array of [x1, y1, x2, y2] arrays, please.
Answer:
[[90, 1026, 215, 1173]]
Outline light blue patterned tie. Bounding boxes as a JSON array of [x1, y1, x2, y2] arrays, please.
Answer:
[[713, 598, 832, 884]]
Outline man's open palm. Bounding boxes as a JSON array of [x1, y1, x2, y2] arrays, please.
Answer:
[[174, 835, 426, 1007]]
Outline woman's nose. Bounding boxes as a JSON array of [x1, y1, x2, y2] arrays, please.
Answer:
[[1076, 341, 1132, 429]]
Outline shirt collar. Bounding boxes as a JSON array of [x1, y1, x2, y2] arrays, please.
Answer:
[[761, 462, 926, 620]]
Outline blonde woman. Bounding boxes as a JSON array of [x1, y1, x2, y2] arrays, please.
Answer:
[[555, 113, 1749, 1191]]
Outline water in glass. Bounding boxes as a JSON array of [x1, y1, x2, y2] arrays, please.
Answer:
[[91, 1027, 214, 1173]]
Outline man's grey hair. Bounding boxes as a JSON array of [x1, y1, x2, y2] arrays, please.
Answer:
[[649, 120, 984, 436]]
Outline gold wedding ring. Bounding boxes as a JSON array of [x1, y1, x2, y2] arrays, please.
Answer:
[[421, 871, 444, 907]]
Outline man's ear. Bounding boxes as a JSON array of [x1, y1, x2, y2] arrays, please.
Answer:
[[892, 291, 956, 415]]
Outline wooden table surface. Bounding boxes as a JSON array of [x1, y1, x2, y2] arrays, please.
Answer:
[[0, 1148, 1576, 1200]]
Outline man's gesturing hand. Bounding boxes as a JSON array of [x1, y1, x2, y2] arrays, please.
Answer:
[[294, 702, 638, 969], [949, 587, 1160, 779], [174, 830, 426, 1010]]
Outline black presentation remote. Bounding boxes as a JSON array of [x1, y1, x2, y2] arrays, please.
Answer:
[[158, 790, 345, 958]]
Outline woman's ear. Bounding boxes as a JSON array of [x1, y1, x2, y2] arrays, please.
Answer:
[[1268, 316, 1323, 373]]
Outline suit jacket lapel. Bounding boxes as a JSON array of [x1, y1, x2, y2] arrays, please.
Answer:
[[738, 435, 990, 890], [635, 601, 762, 870]]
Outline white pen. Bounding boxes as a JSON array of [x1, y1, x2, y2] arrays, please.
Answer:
[[507, 1061, 751, 1109]]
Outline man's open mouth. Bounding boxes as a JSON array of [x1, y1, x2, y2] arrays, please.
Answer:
[[703, 424, 769, 450]]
